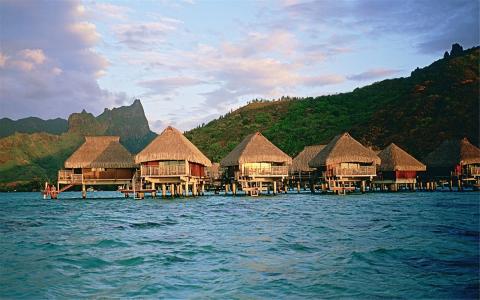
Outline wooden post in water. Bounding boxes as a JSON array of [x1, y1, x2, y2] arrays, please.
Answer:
[[193, 182, 197, 196], [201, 183, 205, 196], [170, 184, 175, 198], [361, 180, 366, 193], [151, 182, 156, 198], [297, 181, 300, 193], [82, 184, 86, 199], [232, 182, 237, 196], [162, 184, 166, 198], [273, 181, 277, 195]]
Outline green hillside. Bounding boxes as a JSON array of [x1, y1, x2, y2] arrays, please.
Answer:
[[0, 100, 156, 191], [185, 45, 479, 162], [0, 117, 68, 138], [0, 45, 478, 191]]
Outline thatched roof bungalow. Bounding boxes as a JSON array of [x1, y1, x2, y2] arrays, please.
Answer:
[[206, 163, 221, 180], [221, 132, 292, 168], [65, 136, 136, 169], [376, 143, 425, 183], [58, 136, 136, 190], [135, 126, 211, 179], [423, 137, 480, 178], [309, 132, 380, 177], [220, 132, 291, 195], [290, 145, 326, 174]]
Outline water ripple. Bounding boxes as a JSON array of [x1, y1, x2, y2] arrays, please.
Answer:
[[0, 191, 478, 299]]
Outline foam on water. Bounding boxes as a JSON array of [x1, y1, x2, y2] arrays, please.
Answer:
[[0, 191, 478, 298]]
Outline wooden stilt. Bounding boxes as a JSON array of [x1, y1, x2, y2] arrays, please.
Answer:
[[162, 184, 166, 198], [82, 184, 86, 199], [273, 181, 277, 195], [193, 182, 197, 196], [179, 183, 184, 196], [232, 182, 237, 195], [361, 180, 366, 193], [170, 184, 175, 198], [185, 181, 189, 197]]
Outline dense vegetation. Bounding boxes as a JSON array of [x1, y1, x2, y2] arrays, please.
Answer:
[[0, 117, 68, 138], [185, 45, 479, 162], [0, 44, 478, 191], [0, 100, 156, 191]]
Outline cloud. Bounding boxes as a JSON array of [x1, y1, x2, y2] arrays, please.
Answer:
[[114, 19, 182, 49], [0, 0, 122, 120], [282, 0, 479, 53], [302, 74, 345, 86], [222, 30, 298, 58], [139, 77, 205, 94], [87, 3, 131, 19], [183, 43, 345, 110], [347, 68, 401, 81], [20, 49, 46, 64], [0, 52, 7, 67]]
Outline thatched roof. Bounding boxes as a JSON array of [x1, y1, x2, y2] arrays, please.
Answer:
[[206, 163, 222, 179], [135, 126, 212, 166], [378, 143, 426, 171], [423, 138, 480, 168], [65, 136, 136, 168], [309, 132, 380, 167], [290, 145, 326, 172], [220, 132, 292, 167]]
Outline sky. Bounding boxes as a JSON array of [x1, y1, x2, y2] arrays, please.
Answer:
[[0, 0, 478, 132]]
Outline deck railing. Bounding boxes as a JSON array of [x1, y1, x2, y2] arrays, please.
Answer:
[[58, 170, 83, 183], [141, 163, 187, 177], [469, 166, 480, 175], [242, 165, 289, 177], [325, 166, 376, 177]]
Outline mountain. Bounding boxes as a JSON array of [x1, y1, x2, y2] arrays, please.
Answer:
[[0, 100, 156, 191], [0, 44, 478, 191], [67, 99, 156, 153], [0, 117, 68, 138], [97, 99, 156, 153], [185, 45, 479, 162]]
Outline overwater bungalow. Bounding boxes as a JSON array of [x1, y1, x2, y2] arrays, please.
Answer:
[[205, 162, 224, 192], [423, 137, 480, 189], [55, 136, 136, 199], [374, 143, 426, 191], [308, 132, 380, 194], [135, 126, 212, 197], [220, 132, 292, 196], [290, 145, 325, 192]]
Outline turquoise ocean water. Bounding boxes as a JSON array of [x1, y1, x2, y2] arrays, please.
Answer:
[[0, 191, 478, 299]]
